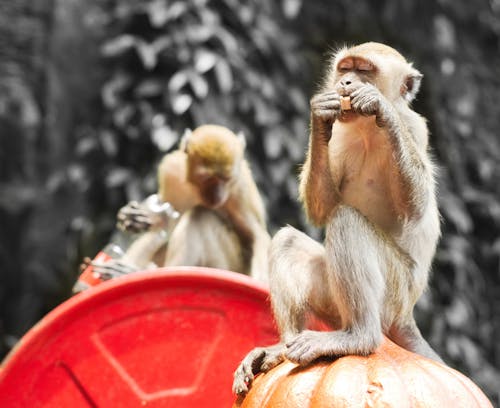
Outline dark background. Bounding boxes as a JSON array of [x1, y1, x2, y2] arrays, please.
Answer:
[[0, 0, 499, 403]]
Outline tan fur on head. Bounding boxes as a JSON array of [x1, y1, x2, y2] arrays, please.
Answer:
[[327, 42, 423, 103], [184, 125, 244, 169]]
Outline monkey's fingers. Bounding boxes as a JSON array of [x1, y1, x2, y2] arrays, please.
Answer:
[[117, 208, 150, 222], [311, 93, 342, 125], [79, 257, 92, 272], [313, 100, 341, 111], [314, 109, 340, 124], [286, 331, 348, 366], [347, 83, 382, 117], [312, 90, 341, 102], [117, 217, 154, 233], [91, 260, 138, 280]]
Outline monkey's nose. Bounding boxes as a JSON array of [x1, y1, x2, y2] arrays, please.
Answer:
[[341, 80, 352, 86]]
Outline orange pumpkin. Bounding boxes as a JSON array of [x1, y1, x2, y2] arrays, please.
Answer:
[[233, 337, 493, 408]]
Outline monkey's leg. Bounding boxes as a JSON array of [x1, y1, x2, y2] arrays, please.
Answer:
[[389, 319, 444, 363], [285, 205, 409, 365], [269, 226, 335, 340], [233, 226, 331, 395]]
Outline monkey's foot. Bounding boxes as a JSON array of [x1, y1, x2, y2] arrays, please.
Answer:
[[232, 344, 285, 396], [285, 330, 379, 365]]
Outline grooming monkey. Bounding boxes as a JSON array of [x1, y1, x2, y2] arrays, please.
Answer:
[[233, 42, 442, 395], [164, 125, 270, 282], [108, 125, 270, 283]]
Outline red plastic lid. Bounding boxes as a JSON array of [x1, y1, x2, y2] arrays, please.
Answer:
[[0, 267, 279, 407]]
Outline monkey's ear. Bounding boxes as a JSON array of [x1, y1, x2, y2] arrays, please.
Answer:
[[180, 128, 192, 151], [236, 131, 247, 150], [403, 70, 423, 103]]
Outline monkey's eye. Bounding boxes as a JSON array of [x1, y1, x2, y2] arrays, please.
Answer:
[[357, 60, 374, 72], [337, 58, 354, 71]]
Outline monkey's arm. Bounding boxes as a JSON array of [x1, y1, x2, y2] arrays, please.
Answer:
[[121, 230, 168, 269], [299, 92, 343, 226], [88, 231, 167, 280], [223, 197, 270, 281], [349, 84, 433, 218]]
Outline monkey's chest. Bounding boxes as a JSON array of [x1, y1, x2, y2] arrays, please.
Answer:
[[329, 126, 400, 232], [340, 172, 398, 229]]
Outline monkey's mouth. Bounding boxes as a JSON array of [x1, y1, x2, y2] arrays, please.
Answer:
[[200, 182, 229, 209]]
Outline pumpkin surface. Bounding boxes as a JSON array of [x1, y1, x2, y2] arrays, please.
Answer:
[[233, 337, 493, 408]]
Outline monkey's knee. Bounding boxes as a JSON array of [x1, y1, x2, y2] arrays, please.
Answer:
[[269, 226, 324, 277], [270, 226, 303, 256]]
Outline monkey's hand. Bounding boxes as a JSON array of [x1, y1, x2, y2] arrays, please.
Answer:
[[232, 344, 285, 396], [310, 91, 342, 141], [91, 258, 140, 281], [117, 201, 166, 233], [348, 83, 394, 127]]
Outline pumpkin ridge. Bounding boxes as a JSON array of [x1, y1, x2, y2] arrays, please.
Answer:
[[415, 358, 493, 408], [260, 361, 295, 408], [445, 368, 493, 407], [412, 357, 479, 407], [309, 357, 353, 406], [365, 341, 413, 407]]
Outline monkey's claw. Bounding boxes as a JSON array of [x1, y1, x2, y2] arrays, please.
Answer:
[[232, 344, 285, 395]]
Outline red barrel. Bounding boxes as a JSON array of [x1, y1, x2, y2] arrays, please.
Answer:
[[0, 267, 279, 407]]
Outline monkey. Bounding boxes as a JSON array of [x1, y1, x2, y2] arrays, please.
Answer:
[[164, 125, 270, 283], [233, 42, 442, 395], [95, 125, 270, 283]]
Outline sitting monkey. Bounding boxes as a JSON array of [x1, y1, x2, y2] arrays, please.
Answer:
[[233, 42, 443, 395], [95, 125, 270, 283]]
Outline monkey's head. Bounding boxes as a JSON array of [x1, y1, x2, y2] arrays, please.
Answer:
[[182, 125, 245, 209], [327, 42, 423, 104]]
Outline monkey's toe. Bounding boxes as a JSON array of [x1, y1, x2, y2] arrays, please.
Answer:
[[232, 365, 253, 395], [285, 331, 333, 365]]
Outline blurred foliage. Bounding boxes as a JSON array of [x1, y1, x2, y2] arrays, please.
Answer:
[[94, 0, 309, 225], [0, 0, 499, 404]]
